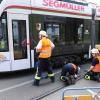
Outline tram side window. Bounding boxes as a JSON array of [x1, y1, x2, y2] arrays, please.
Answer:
[[0, 0, 3, 3], [0, 12, 8, 51], [83, 20, 91, 44], [12, 20, 27, 60], [46, 24, 59, 42], [46, 23, 65, 45]]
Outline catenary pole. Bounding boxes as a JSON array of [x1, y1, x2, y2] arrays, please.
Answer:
[[91, 8, 96, 49]]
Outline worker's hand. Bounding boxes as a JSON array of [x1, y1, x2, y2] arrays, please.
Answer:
[[74, 74, 78, 78], [77, 66, 80, 74]]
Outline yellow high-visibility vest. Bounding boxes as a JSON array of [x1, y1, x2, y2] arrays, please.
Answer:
[[39, 37, 52, 58]]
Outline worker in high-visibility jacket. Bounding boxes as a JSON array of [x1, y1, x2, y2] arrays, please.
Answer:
[[33, 30, 55, 86], [84, 48, 100, 82], [60, 63, 80, 85]]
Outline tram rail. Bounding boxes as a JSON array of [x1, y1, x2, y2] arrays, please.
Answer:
[[31, 65, 86, 100]]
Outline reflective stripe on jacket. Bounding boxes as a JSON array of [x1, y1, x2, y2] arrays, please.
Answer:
[[39, 37, 52, 58], [92, 56, 100, 72]]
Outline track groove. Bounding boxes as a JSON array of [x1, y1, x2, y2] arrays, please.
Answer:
[[31, 70, 86, 100]]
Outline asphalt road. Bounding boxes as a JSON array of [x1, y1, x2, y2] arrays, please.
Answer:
[[41, 79, 100, 100], [0, 68, 62, 100], [0, 63, 99, 100]]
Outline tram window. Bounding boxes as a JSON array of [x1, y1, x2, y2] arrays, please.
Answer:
[[83, 20, 91, 43], [46, 24, 59, 43], [46, 24, 59, 42], [0, 12, 8, 51], [77, 24, 84, 42], [65, 18, 91, 44], [0, 22, 3, 39], [12, 20, 27, 60], [46, 23, 65, 45], [0, 0, 3, 3]]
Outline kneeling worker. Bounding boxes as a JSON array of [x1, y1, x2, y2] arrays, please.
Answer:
[[60, 63, 80, 85], [84, 48, 100, 82]]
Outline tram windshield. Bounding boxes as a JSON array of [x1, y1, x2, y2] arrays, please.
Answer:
[[0, 12, 8, 51], [0, 0, 3, 3]]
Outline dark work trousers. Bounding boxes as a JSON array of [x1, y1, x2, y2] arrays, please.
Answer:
[[86, 71, 100, 81], [36, 58, 53, 78]]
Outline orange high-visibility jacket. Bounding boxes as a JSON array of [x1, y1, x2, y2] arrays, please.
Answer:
[[92, 56, 100, 72], [39, 37, 52, 58]]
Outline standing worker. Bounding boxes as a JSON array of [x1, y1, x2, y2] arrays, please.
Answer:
[[84, 48, 100, 82], [33, 30, 55, 86], [60, 63, 80, 85]]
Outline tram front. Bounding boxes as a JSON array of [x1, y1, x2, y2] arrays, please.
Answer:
[[0, 0, 32, 72]]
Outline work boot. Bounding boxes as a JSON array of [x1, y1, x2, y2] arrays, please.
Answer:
[[60, 76, 66, 82], [95, 74, 100, 82], [33, 80, 40, 86], [65, 77, 72, 85], [98, 74, 100, 82], [50, 76, 55, 82], [70, 75, 76, 84], [84, 74, 91, 80], [97, 78, 100, 82]]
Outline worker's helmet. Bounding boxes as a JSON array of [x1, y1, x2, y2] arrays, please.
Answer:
[[39, 30, 48, 37], [91, 48, 99, 54]]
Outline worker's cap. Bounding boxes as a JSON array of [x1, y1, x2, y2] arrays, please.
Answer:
[[39, 30, 48, 37], [91, 48, 99, 54]]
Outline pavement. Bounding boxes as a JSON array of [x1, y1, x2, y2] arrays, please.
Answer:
[[41, 79, 100, 100], [40, 63, 100, 100], [0, 63, 97, 100], [32, 63, 92, 100]]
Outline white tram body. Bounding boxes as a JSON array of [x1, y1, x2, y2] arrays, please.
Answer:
[[0, 0, 98, 72]]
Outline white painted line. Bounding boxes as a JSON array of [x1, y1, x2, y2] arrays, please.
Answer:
[[0, 80, 33, 93], [0, 70, 60, 93], [86, 89, 97, 97], [87, 89, 97, 95], [87, 89, 100, 100]]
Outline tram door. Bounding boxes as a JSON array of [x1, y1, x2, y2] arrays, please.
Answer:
[[8, 14, 30, 71]]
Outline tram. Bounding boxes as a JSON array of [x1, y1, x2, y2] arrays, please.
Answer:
[[0, 0, 100, 72]]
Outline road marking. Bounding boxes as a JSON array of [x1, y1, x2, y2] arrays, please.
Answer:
[[0, 80, 33, 93], [0, 70, 60, 93], [87, 89, 100, 99], [86, 89, 97, 97], [87, 89, 96, 94]]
